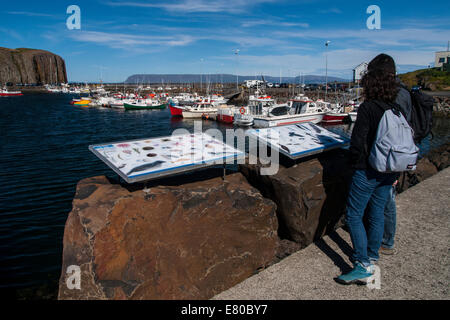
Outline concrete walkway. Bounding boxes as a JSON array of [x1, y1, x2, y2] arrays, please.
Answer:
[[214, 168, 450, 300]]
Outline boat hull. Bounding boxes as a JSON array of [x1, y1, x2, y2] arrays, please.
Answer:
[[73, 100, 91, 107], [217, 114, 234, 124], [322, 113, 348, 124], [0, 92, 23, 96], [169, 105, 184, 116], [124, 103, 166, 110], [252, 113, 325, 128], [182, 110, 217, 118]]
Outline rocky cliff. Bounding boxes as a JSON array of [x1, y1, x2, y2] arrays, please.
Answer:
[[0, 47, 67, 84]]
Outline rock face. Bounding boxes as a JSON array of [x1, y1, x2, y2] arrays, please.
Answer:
[[433, 96, 450, 116], [0, 47, 67, 84], [58, 173, 278, 300], [399, 142, 450, 192], [239, 149, 353, 248]]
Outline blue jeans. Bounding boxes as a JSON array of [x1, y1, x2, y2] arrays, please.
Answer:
[[346, 168, 397, 266], [382, 186, 397, 249]]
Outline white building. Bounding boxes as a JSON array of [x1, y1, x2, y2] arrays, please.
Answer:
[[353, 62, 368, 83], [435, 51, 450, 69]]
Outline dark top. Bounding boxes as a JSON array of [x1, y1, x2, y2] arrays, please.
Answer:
[[349, 100, 393, 169], [349, 81, 413, 170]]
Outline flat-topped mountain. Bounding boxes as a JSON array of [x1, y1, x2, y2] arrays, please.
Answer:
[[0, 47, 67, 85], [125, 74, 348, 84]]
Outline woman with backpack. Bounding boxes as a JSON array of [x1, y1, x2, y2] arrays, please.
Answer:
[[336, 54, 412, 285]]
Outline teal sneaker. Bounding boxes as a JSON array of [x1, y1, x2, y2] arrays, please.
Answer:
[[335, 263, 374, 285]]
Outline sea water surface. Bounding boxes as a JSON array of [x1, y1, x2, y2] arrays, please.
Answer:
[[0, 93, 448, 297]]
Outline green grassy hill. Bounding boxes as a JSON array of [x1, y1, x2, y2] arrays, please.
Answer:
[[399, 68, 450, 91]]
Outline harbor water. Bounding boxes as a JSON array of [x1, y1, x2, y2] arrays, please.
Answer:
[[0, 93, 448, 297]]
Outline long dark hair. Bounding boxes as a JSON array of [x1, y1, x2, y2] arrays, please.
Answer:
[[361, 69, 399, 103]]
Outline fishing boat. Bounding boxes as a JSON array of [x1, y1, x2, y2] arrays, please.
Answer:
[[321, 102, 348, 124], [123, 100, 166, 110], [217, 105, 239, 124], [345, 100, 360, 122], [169, 104, 184, 116], [252, 95, 326, 128], [233, 93, 275, 127], [182, 102, 217, 118], [169, 99, 185, 116], [73, 99, 92, 107], [0, 86, 23, 96]]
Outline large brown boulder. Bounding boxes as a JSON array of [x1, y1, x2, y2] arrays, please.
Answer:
[[239, 149, 353, 248], [58, 173, 278, 300]]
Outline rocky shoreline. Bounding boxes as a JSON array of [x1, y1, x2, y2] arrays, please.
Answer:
[[58, 142, 450, 300]]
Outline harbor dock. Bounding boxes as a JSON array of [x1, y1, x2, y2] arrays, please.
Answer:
[[214, 167, 450, 300]]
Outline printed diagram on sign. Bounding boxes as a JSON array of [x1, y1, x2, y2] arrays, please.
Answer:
[[247, 123, 350, 159], [90, 132, 245, 183]]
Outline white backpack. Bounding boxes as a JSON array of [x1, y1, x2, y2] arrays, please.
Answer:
[[369, 106, 419, 173]]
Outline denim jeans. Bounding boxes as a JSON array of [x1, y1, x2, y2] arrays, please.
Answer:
[[346, 168, 397, 266], [382, 186, 397, 249]]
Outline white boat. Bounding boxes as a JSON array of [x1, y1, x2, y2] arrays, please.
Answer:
[[233, 93, 275, 126], [252, 95, 326, 128], [0, 86, 23, 96], [182, 102, 217, 118], [345, 100, 360, 122], [233, 113, 254, 126]]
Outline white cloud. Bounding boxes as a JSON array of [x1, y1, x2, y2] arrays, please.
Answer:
[[106, 0, 276, 14], [241, 20, 309, 28], [68, 30, 195, 49], [274, 28, 450, 48], [7, 11, 54, 17], [0, 27, 23, 41]]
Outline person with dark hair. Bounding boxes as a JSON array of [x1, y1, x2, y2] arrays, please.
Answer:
[[336, 54, 401, 285]]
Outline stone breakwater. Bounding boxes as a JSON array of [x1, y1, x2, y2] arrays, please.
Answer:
[[433, 96, 450, 116], [58, 143, 450, 300], [58, 174, 278, 300]]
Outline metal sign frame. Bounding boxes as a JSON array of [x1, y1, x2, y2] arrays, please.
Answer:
[[89, 133, 246, 183], [246, 123, 350, 160]]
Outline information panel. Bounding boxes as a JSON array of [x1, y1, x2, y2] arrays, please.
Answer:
[[246, 123, 350, 159], [89, 132, 245, 183]]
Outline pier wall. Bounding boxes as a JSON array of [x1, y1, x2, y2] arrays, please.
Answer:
[[58, 142, 449, 300]]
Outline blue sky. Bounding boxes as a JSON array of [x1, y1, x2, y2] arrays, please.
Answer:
[[1, 0, 449, 82]]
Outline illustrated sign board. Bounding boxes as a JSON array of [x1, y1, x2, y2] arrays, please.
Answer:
[[246, 123, 350, 159], [89, 132, 245, 183]]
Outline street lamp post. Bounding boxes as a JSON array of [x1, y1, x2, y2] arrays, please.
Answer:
[[200, 58, 204, 92], [234, 49, 240, 91], [325, 41, 331, 100]]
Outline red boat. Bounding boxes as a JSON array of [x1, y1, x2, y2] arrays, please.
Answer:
[[0, 87, 23, 96], [169, 104, 184, 117], [216, 107, 237, 124], [322, 112, 348, 124]]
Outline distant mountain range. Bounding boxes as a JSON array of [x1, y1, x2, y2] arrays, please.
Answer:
[[125, 74, 348, 84]]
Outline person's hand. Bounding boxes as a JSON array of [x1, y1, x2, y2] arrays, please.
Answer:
[[393, 180, 399, 187]]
